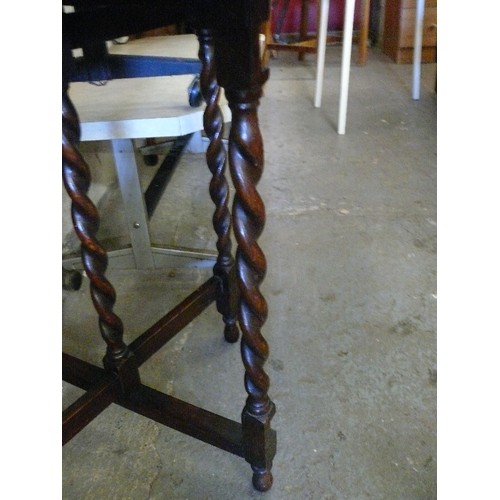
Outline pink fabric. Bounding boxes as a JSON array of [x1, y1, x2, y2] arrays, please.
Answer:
[[271, 0, 361, 34]]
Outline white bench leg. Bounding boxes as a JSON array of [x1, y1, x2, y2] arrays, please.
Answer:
[[337, 0, 355, 135], [112, 139, 155, 270], [314, 0, 330, 108], [412, 0, 425, 100]]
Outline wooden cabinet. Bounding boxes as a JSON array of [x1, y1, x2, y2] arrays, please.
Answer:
[[382, 0, 437, 64]]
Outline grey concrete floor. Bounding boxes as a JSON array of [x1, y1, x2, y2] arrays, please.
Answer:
[[63, 45, 436, 499]]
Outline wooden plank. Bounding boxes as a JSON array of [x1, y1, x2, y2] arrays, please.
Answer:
[[267, 33, 353, 55], [396, 46, 436, 64], [382, 0, 402, 61], [62, 353, 244, 456], [129, 276, 218, 366], [62, 352, 106, 389], [399, 7, 437, 47], [119, 384, 245, 457], [62, 372, 118, 444], [62, 276, 218, 443], [266, 41, 318, 53]]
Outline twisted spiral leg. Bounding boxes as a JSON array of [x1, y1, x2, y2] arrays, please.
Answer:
[[62, 91, 131, 372], [227, 86, 276, 492], [197, 29, 239, 343]]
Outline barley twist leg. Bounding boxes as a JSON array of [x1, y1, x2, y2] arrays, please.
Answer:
[[62, 91, 136, 381], [227, 85, 276, 492], [197, 28, 239, 343]]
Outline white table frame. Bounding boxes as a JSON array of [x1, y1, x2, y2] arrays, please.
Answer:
[[63, 35, 230, 270]]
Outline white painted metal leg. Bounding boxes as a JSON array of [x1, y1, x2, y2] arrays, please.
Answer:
[[412, 0, 425, 100], [111, 139, 155, 270], [314, 0, 330, 108], [185, 130, 205, 153], [64, 138, 218, 271], [337, 0, 355, 135]]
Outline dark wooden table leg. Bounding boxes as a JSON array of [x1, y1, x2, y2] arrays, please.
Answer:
[[228, 82, 277, 493], [298, 0, 309, 61], [196, 27, 239, 343], [212, 0, 277, 491], [62, 79, 140, 395]]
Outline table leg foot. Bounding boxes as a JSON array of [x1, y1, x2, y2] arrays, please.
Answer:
[[252, 468, 273, 492]]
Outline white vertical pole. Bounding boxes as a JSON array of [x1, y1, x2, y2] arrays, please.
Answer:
[[314, 0, 330, 108], [112, 139, 155, 270], [337, 0, 355, 135], [412, 0, 425, 100]]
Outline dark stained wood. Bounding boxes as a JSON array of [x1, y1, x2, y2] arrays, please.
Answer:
[[212, 1, 276, 490], [62, 0, 276, 491], [62, 372, 118, 444], [120, 384, 245, 457], [266, 39, 318, 53], [196, 26, 239, 343], [63, 84, 142, 398], [62, 355, 244, 455], [63, 352, 107, 389], [62, 89, 135, 375], [225, 84, 277, 491]]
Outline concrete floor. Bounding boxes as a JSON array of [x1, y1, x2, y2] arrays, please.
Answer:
[[62, 44, 437, 499]]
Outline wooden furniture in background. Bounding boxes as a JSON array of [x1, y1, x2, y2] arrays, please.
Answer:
[[263, 0, 370, 65], [357, 0, 371, 65], [382, 0, 437, 64], [264, 0, 371, 134]]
